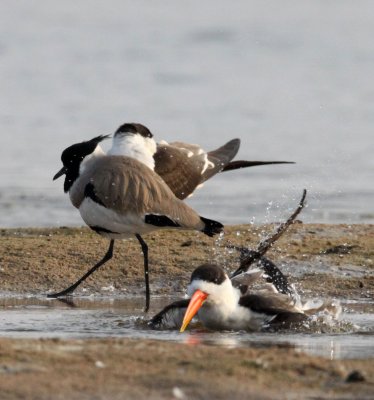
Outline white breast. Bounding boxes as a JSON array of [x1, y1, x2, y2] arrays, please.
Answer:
[[78, 198, 157, 239], [108, 135, 156, 170]]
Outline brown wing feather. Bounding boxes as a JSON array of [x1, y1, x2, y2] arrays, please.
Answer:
[[81, 156, 204, 230], [154, 139, 242, 199], [239, 292, 300, 315], [154, 144, 205, 199], [153, 139, 294, 200], [239, 292, 307, 326]]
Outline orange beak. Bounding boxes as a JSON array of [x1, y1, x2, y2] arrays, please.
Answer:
[[180, 290, 208, 332]]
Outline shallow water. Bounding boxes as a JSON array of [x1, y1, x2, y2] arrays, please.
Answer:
[[0, 295, 373, 360], [1, 1, 374, 227]]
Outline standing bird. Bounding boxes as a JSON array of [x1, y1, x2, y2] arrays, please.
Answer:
[[50, 132, 223, 311], [50, 122, 293, 307]]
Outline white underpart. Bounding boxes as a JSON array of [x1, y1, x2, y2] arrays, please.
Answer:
[[108, 133, 157, 170], [187, 278, 264, 331], [79, 198, 159, 239]]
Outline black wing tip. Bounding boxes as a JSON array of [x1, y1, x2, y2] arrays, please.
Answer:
[[89, 225, 118, 235], [258, 256, 292, 295], [222, 160, 295, 172], [200, 216, 224, 237], [148, 312, 164, 329], [84, 183, 106, 207], [92, 134, 111, 143], [227, 138, 241, 146], [145, 214, 181, 228], [222, 138, 241, 157]]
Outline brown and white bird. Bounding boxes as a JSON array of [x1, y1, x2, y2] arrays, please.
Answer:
[[149, 260, 309, 332], [50, 123, 293, 307], [50, 131, 223, 311], [107, 123, 294, 200], [150, 254, 341, 332], [149, 189, 341, 332]]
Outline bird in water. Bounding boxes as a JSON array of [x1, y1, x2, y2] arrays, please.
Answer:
[[149, 258, 341, 332]]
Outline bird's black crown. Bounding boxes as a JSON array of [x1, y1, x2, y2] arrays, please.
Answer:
[[115, 123, 153, 139], [190, 264, 226, 285], [61, 135, 109, 166]]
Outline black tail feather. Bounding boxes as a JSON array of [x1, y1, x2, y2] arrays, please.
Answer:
[[200, 217, 224, 237], [222, 160, 295, 172]]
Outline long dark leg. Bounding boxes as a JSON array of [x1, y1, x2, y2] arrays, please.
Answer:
[[47, 240, 115, 298], [135, 234, 150, 312]]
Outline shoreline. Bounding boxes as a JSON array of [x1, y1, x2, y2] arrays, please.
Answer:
[[0, 337, 373, 400], [0, 223, 373, 399], [0, 223, 372, 298]]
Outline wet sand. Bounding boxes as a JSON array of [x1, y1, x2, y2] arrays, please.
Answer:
[[1, 337, 373, 400], [0, 224, 373, 399]]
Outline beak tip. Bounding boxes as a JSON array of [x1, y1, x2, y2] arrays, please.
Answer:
[[53, 167, 66, 181], [179, 290, 208, 333]]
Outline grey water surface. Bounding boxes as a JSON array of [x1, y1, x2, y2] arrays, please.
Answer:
[[0, 295, 373, 360], [0, 1, 373, 227]]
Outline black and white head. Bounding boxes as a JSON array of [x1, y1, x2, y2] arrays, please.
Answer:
[[109, 123, 157, 169], [180, 264, 237, 332], [114, 123, 153, 140], [53, 135, 110, 193]]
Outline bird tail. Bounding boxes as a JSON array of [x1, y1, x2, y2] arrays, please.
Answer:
[[203, 139, 241, 182], [200, 217, 224, 237], [222, 160, 295, 172]]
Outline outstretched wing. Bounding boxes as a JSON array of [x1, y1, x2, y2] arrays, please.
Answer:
[[154, 139, 240, 199], [154, 139, 294, 200], [203, 139, 240, 181], [154, 143, 204, 199], [239, 292, 306, 326]]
